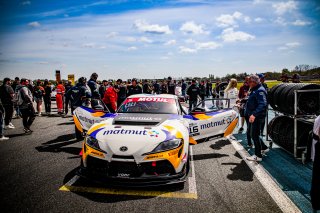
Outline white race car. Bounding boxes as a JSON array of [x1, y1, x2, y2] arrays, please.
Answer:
[[73, 94, 238, 186]]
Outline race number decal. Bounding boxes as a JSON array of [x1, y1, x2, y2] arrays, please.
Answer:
[[189, 125, 199, 136]]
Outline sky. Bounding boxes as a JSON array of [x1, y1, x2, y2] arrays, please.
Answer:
[[0, 0, 319, 80]]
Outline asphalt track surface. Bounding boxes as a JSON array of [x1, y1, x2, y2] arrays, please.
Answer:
[[0, 106, 282, 212]]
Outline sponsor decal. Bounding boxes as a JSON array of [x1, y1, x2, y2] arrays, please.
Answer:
[[148, 130, 160, 137], [117, 116, 162, 121], [104, 129, 148, 136], [145, 154, 164, 160], [200, 116, 234, 130], [125, 97, 175, 103]]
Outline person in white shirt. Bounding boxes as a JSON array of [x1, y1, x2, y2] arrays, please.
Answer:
[[175, 82, 182, 96], [224, 78, 238, 108]]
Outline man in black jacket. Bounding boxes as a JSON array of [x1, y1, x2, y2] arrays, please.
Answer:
[[187, 79, 200, 113], [127, 78, 142, 97], [0, 78, 15, 129]]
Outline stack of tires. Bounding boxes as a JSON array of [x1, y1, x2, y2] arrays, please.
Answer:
[[268, 116, 313, 154], [268, 83, 320, 115]]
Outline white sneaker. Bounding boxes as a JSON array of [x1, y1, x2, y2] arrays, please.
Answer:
[[5, 125, 15, 129], [9, 123, 15, 128], [0, 136, 9, 140], [246, 155, 262, 162]]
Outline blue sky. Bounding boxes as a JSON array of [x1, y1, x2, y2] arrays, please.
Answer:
[[0, 0, 319, 80]]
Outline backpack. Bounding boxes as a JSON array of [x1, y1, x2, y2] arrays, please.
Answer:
[[13, 87, 24, 106]]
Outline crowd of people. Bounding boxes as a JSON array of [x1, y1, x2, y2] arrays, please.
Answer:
[[0, 72, 268, 162]]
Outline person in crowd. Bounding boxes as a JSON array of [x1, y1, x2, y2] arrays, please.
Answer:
[[143, 80, 152, 94], [99, 80, 108, 99], [199, 80, 206, 107], [206, 81, 211, 98], [292, 73, 301, 83], [181, 79, 187, 99], [187, 79, 200, 113], [311, 115, 320, 212], [12, 77, 21, 118], [167, 77, 176, 95], [224, 78, 238, 108], [160, 81, 168, 94], [116, 79, 126, 108], [65, 77, 91, 113], [103, 84, 120, 113], [63, 81, 73, 117], [27, 80, 34, 95], [127, 78, 142, 96], [153, 80, 160, 94], [16, 79, 36, 134], [33, 80, 45, 116], [0, 98, 9, 140], [237, 76, 250, 133], [258, 73, 268, 136], [0, 78, 15, 129], [245, 75, 269, 162], [55, 81, 65, 115], [87, 73, 100, 98], [43, 80, 52, 115], [280, 73, 289, 83], [175, 81, 182, 96]]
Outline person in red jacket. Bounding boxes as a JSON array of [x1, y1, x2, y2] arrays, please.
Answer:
[[103, 85, 120, 113], [55, 81, 65, 114]]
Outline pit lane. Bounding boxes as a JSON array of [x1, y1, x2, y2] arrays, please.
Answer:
[[0, 104, 285, 212]]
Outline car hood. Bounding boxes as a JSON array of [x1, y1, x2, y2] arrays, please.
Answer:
[[88, 114, 183, 156]]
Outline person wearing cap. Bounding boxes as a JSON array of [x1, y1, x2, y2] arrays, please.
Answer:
[[127, 78, 142, 97], [116, 79, 127, 108], [103, 85, 120, 113], [187, 79, 200, 112], [245, 75, 269, 162], [0, 78, 15, 129]]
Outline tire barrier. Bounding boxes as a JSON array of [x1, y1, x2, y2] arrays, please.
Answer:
[[268, 83, 320, 115], [268, 116, 313, 154]]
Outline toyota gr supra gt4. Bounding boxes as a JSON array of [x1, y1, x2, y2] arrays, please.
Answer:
[[73, 94, 238, 186]]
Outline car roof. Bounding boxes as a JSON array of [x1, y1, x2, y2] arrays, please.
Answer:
[[128, 94, 178, 100]]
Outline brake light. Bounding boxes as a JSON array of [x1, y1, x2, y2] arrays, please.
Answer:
[[152, 161, 156, 167]]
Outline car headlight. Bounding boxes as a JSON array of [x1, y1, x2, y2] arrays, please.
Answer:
[[86, 135, 101, 150], [145, 139, 182, 155]]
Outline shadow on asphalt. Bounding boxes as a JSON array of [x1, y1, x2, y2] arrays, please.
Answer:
[[57, 122, 74, 126], [193, 153, 229, 161], [6, 132, 27, 138], [210, 139, 230, 150], [62, 167, 186, 203], [221, 152, 254, 182], [35, 133, 82, 156]]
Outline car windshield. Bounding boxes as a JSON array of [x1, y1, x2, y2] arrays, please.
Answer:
[[117, 97, 178, 114]]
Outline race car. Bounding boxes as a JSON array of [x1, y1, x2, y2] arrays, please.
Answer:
[[73, 94, 238, 186]]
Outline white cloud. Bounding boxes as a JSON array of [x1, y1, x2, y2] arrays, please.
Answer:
[[274, 17, 287, 26], [106, 32, 118, 38], [21, 1, 31, 5], [216, 11, 251, 28], [160, 56, 170, 60], [180, 21, 209, 35], [125, 36, 137, 42], [278, 42, 301, 51], [127, 46, 137, 51], [134, 19, 172, 34], [221, 28, 255, 42], [139, 36, 153, 43], [272, 1, 297, 15], [254, 17, 263, 23], [253, 0, 265, 4], [164, 40, 176, 46], [27, 21, 40, 28], [185, 38, 196, 44], [195, 41, 221, 50], [82, 43, 95, 48], [285, 42, 300, 48], [292, 19, 311, 26], [179, 46, 197, 54]]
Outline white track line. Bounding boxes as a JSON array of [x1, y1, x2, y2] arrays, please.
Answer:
[[229, 137, 301, 213], [188, 146, 198, 195]]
